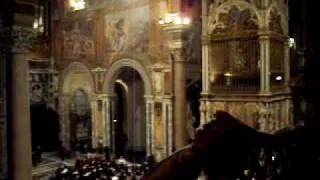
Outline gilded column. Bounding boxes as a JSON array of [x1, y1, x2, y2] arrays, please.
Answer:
[[259, 32, 271, 94], [200, 0, 211, 125], [284, 39, 291, 92]]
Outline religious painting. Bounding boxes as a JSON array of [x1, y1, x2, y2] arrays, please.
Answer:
[[62, 19, 95, 60], [104, 5, 150, 54], [183, 20, 201, 63], [29, 73, 50, 104], [154, 102, 163, 147]]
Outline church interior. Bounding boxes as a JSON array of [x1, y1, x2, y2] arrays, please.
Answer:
[[0, 0, 319, 179]]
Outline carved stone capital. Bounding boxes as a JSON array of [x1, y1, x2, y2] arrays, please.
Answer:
[[0, 26, 37, 54]]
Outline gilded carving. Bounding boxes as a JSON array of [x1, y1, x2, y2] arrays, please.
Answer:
[[212, 102, 225, 113], [244, 102, 259, 127], [210, 5, 259, 35], [228, 102, 243, 120], [268, 8, 283, 34]]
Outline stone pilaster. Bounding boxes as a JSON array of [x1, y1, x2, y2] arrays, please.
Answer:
[[145, 95, 155, 156], [58, 93, 71, 149], [90, 94, 98, 148], [162, 96, 173, 157], [104, 94, 116, 154]]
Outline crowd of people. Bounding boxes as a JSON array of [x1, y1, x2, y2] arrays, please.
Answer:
[[55, 154, 154, 180]]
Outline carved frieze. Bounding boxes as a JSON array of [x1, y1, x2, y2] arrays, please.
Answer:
[[209, 98, 291, 132]]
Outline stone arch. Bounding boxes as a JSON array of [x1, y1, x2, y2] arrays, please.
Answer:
[[60, 61, 95, 95], [209, 0, 262, 34], [266, 2, 288, 34], [102, 58, 152, 96]]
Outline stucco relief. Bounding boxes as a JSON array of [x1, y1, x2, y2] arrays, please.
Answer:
[[62, 19, 95, 61], [104, 5, 150, 56]]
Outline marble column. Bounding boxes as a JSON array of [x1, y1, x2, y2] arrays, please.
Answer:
[[145, 96, 155, 156], [173, 49, 188, 150], [162, 97, 173, 157], [58, 94, 71, 149], [284, 40, 291, 92], [10, 53, 32, 180], [90, 94, 98, 149]]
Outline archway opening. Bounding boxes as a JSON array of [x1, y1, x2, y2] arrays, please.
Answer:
[[30, 103, 60, 152], [70, 89, 92, 152], [112, 67, 146, 162]]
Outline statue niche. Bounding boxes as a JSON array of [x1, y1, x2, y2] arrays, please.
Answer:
[[70, 89, 92, 151]]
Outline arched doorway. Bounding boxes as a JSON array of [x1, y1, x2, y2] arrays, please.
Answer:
[[70, 89, 92, 152], [30, 103, 60, 152], [112, 67, 146, 161], [59, 62, 95, 150], [103, 58, 153, 159]]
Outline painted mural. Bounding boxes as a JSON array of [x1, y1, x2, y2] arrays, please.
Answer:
[[62, 20, 95, 60], [104, 5, 150, 54]]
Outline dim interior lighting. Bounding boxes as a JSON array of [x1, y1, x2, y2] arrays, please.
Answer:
[[33, 19, 39, 29], [70, 0, 86, 11], [183, 17, 191, 25], [159, 13, 191, 25], [113, 119, 117, 123], [276, 76, 282, 81], [289, 38, 295, 48], [272, 155, 275, 161], [111, 176, 119, 180], [224, 72, 232, 77], [159, 18, 164, 24]]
